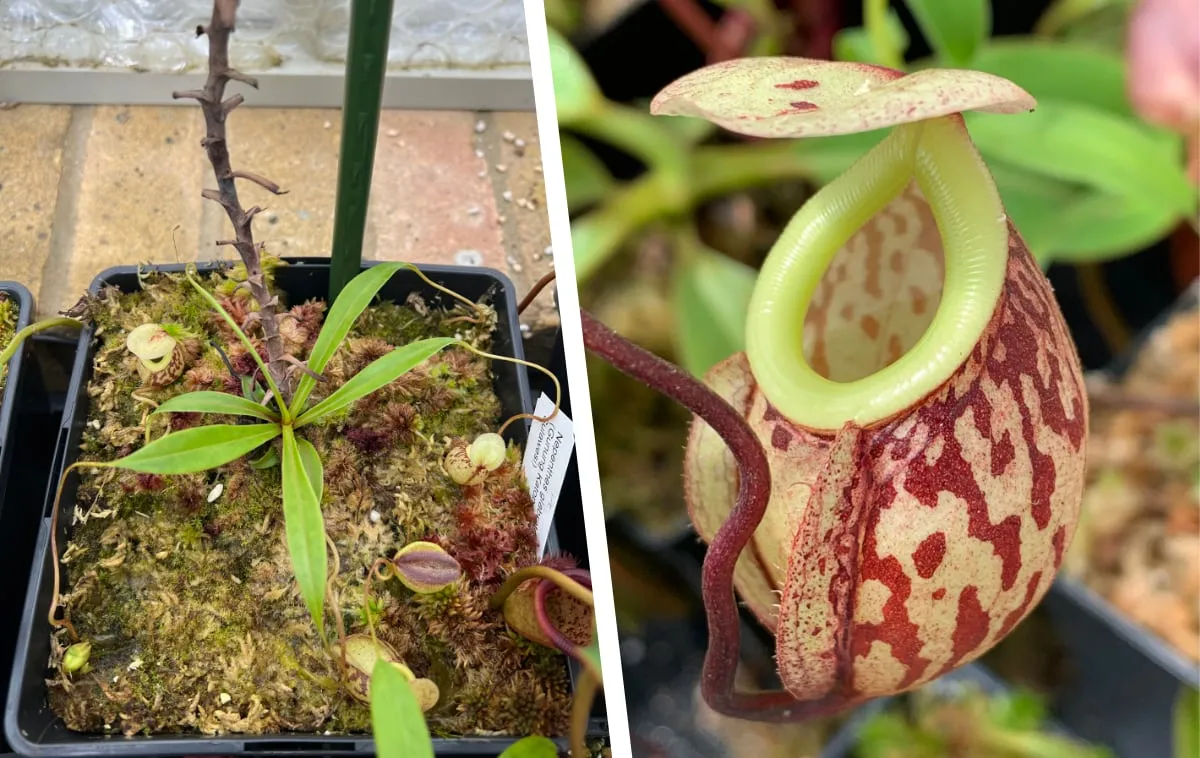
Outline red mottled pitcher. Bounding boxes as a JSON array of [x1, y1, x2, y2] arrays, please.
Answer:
[[650, 58, 1090, 715]]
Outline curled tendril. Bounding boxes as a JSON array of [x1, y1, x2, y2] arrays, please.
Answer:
[[581, 309, 856, 721]]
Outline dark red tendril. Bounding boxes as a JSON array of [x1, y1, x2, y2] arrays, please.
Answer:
[[581, 309, 856, 721]]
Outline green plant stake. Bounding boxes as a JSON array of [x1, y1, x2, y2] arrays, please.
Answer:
[[330, 0, 396, 303]]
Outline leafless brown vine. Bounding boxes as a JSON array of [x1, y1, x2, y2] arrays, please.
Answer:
[[173, 0, 293, 398]]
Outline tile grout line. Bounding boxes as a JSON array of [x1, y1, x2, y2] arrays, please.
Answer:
[[39, 104, 93, 318]]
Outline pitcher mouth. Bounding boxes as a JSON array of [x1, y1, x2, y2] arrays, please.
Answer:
[[745, 116, 1008, 431]]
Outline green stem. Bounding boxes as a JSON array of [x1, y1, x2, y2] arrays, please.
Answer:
[[330, 0, 395, 303], [488, 566, 594, 610], [0, 317, 81, 367], [569, 668, 600, 758], [573, 171, 684, 282], [865, 0, 904, 69]]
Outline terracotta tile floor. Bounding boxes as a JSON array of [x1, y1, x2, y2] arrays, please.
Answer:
[[0, 104, 558, 329]]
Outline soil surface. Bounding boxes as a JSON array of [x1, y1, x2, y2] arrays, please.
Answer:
[[48, 262, 571, 737]]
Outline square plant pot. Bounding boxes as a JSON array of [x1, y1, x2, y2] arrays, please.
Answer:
[[5, 259, 585, 757], [0, 282, 34, 514], [1040, 281, 1199, 758]]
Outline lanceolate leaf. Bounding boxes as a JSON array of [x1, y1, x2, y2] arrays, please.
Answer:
[[153, 391, 280, 423], [108, 423, 281, 474], [498, 736, 559, 758], [967, 101, 1196, 218], [370, 660, 435, 758], [297, 337, 456, 426], [970, 40, 1132, 117], [281, 427, 327, 634], [295, 436, 324, 504], [650, 58, 1034, 139], [903, 0, 990, 67], [291, 261, 406, 416]]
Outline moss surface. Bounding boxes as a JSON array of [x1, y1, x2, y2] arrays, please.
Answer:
[[0, 293, 17, 400], [48, 263, 570, 737]]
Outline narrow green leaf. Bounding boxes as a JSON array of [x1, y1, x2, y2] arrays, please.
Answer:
[[153, 391, 279, 422], [250, 447, 280, 470], [903, 0, 990, 66], [291, 262, 408, 416], [968, 101, 1197, 218], [1036, 0, 1132, 37], [297, 337, 456, 427], [498, 736, 559, 758], [561, 135, 615, 213], [296, 436, 324, 504], [281, 427, 327, 633], [109, 423, 281, 475], [673, 247, 757, 377], [371, 661, 435, 758], [1176, 687, 1199, 758]]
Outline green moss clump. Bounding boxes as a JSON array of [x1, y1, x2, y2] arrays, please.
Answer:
[[48, 264, 570, 738]]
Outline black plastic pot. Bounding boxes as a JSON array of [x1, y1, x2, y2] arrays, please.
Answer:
[[1039, 281, 1199, 758], [0, 282, 33, 513], [4, 259, 587, 757]]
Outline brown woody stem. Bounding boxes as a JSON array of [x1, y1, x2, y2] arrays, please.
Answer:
[[176, 0, 291, 399], [580, 308, 855, 722]]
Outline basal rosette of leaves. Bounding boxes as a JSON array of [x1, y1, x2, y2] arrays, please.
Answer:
[[43, 264, 574, 738], [584, 57, 1088, 722]]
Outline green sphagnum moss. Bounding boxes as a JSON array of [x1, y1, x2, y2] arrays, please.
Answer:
[[49, 264, 570, 737]]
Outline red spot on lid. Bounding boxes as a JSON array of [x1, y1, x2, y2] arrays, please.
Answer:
[[790, 101, 820, 111], [912, 532, 947, 579], [776, 79, 820, 90]]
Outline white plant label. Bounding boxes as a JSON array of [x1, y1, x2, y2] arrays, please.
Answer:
[[523, 392, 574, 558]]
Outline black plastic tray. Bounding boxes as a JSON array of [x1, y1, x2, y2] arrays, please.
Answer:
[[1038, 282, 1199, 758], [4, 259, 582, 757], [0, 282, 33, 513]]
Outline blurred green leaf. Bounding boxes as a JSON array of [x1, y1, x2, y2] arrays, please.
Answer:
[[649, 108, 717, 146], [109, 423, 281, 475], [967, 100, 1197, 219], [549, 28, 600, 125], [1046, 192, 1182, 263], [498, 736, 559, 758], [673, 245, 757, 377], [903, 0, 991, 67], [370, 661, 434, 758], [989, 691, 1049, 731], [1036, 0, 1134, 37], [1176, 688, 1199, 758], [561, 136, 614, 213], [970, 40, 1130, 117], [834, 12, 909, 66], [281, 427, 327, 634]]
